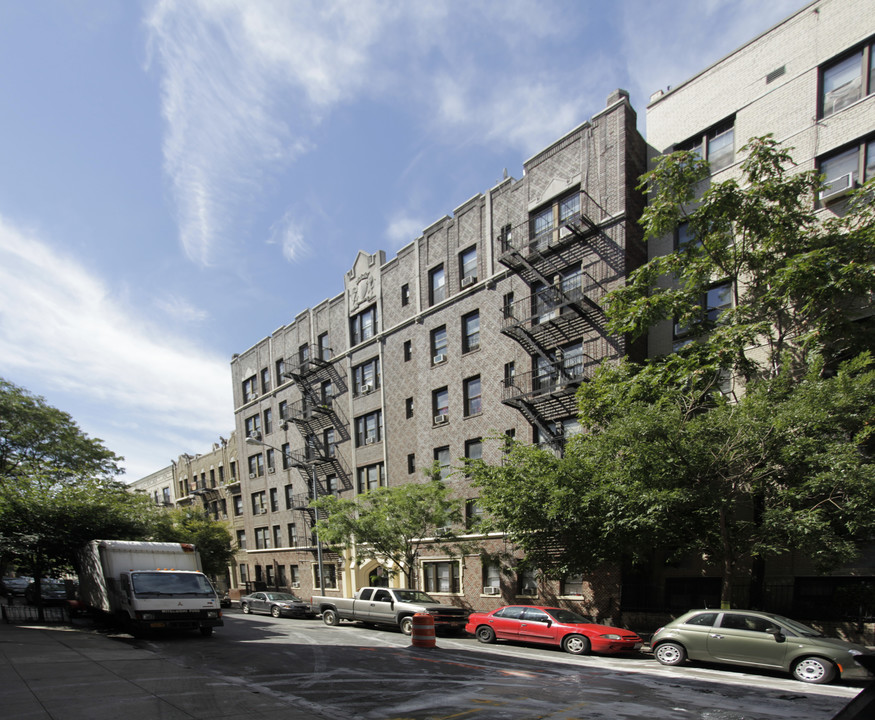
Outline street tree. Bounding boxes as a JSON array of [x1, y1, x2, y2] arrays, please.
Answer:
[[469, 138, 875, 606], [0, 379, 156, 605], [150, 506, 234, 579], [312, 474, 462, 588]]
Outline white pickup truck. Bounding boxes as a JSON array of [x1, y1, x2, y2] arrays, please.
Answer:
[[311, 587, 468, 635]]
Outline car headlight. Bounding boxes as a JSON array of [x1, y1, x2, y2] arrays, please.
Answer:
[[848, 650, 863, 656], [600, 634, 622, 640]]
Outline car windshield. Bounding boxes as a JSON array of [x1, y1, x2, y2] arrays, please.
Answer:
[[393, 590, 439, 604], [265, 593, 302, 602], [771, 614, 823, 637], [132, 572, 216, 598], [546, 608, 595, 624]]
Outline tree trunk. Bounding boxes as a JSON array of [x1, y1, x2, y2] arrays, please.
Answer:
[[719, 507, 733, 608]]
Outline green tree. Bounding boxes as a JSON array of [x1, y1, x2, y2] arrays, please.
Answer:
[[0, 379, 157, 607], [312, 476, 462, 588], [470, 138, 875, 606], [150, 506, 234, 578]]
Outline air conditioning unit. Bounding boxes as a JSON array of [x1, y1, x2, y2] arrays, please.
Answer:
[[292, 582, 301, 589], [268, 467, 276, 474], [558, 224, 573, 239], [467, 342, 480, 352], [483, 586, 501, 596], [433, 354, 446, 365], [820, 173, 856, 203], [248, 473, 256, 479], [365, 437, 376, 445], [360, 384, 372, 394], [461, 276, 476, 287], [259, 508, 267, 514], [434, 414, 448, 425]]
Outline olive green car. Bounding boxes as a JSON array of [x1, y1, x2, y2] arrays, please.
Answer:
[[651, 609, 873, 684]]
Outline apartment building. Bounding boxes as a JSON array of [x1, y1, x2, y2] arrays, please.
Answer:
[[228, 89, 646, 616], [128, 465, 175, 508], [642, 0, 875, 615]]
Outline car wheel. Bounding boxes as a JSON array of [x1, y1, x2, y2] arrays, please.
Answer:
[[654, 642, 687, 666], [792, 657, 836, 684], [271, 606, 281, 618], [199, 627, 213, 637], [562, 634, 591, 655], [476, 626, 496, 644], [322, 609, 339, 626], [242, 603, 251, 614], [399, 616, 414, 636]]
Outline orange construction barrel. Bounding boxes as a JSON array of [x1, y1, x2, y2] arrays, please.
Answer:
[[410, 612, 436, 648]]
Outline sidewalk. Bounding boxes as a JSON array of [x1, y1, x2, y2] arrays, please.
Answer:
[[0, 620, 328, 720]]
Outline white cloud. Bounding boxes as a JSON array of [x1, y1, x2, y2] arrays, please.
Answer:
[[0, 215, 232, 478], [155, 294, 209, 323], [269, 211, 310, 263], [385, 214, 427, 250]]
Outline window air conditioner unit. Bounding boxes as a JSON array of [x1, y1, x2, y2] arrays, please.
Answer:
[[365, 437, 376, 445], [820, 173, 856, 203], [360, 384, 372, 394], [433, 354, 446, 364], [483, 586, 501, 596], [248, 473, 256, 479], [268, 467, 276, 474], [461, 276, 476, 288], [558, 224, 573, 239], [434, 414, 448, 425], [260, 508, 267, 514], [292, 582, 301, 589]]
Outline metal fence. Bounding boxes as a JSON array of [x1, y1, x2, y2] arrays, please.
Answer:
[[2, 603, 69, 624]]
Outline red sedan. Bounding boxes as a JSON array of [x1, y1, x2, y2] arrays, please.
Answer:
[[465, 605, 643, 655]]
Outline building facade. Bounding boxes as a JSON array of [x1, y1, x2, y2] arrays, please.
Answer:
[[641, 0, 875, 618], [228, 89, 646, 618]]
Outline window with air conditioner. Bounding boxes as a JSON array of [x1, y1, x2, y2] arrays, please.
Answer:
[[459, 246, 477, 287], [819, 139, 874, 204], [431, 325, 448, 365], [820, 42, 874, 118], [353, 357, 380, 395], [355, 410, 382, 447]]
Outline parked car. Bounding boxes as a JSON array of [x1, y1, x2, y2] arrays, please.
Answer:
[[240, 591, 314, 618], [219, 592, 231, 608], [1, 576, 33, 597], [24, 579, 76, 606], [650, 609, 875, 684], [465, 605, 643, 655]]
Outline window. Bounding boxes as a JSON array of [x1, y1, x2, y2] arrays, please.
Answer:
[[218, 465, 225, 484], [673, 282, 732, 345], [209, 468, 216, 487], [463, 376, 482, 416], [517, 568, 537, 595], [275, 358, 286, 386], [314, 564, 337, 590], [459, 246, 477, 285], [265, 565, 275, 585], [502, 292, 515, 320], [254, 527, 270, 549], [462, 311, 480, 352], [407, 453, 416, 474], [288, 523, 298, 547], [320, 380, 333, 405], [429, 265, 446, 305], [323, 427, 336, 457], [277, 565, 287, 587], [434, 446, 451, 480], [248, 453, 264, 478], [327, 474, 339, 496], [403, 339, 412, 361], [531, 204, 553, 244], [405, 397, 414, 419], [423, 560, 460, 593], [676, 116, 735, 173], [819, 139, 875, 200], [686, 612, 718, 627], [162, 487, 171, 504], [269, 487, 279, 512], [482, 562, 500, 592], [401, 283, 410, 306], [317, 332, 330, 362], [261, 409, 273, 436], [431, 326, 448, 363], [357, 463, 385, 493], [562, 574, 584, 596], [239, 564, 248, 583], [230, 460, 236, 480], [719, 613, 776, 633], [466, 498, 484, 529], [353, 357, 380, 395], [504, 361, 515, 387], [273, 525, 282, 549], [236, 530, 246, 549], [355, 409, 382, 446], [285, 484, 295, 510], [465, 438, 482, 462], [281, 442, 291, 470], [290, 564, 300, 586], [821, 42, 874, 118], [260, 367, 270, 393], [245, 413, 261, 439], [677, 221, 699, 250], [242, 375, 258, 402], [278, 400, 288, 421], [433, 387, 449, 421], [233, 495, 243, 516], [251, 491, 266, 514], [266, 448, 275, 472], [298, 343, 310, 367], [350, 305, 377, 345], [558, 192, 580, 225]]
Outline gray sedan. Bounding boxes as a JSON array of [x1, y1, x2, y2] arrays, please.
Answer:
[[240, 591, 315, 618]]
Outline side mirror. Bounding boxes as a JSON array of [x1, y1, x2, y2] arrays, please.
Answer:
[[765, 627, 785, 641], [545, 619, 552, 627]]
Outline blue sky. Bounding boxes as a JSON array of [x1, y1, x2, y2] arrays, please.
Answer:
[[0, 0, 807, 480]]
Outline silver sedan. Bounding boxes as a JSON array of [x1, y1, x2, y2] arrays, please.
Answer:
[[240, 591, 315, 619]]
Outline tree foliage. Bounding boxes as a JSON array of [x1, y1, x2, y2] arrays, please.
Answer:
[[149, 506, 234, 578], [470, 138, 875, 605], [312, 475, 462, 587], [0, 379, 157, 590]]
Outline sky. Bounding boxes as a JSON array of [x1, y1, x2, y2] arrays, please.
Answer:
[[0, 0, 809, 481]]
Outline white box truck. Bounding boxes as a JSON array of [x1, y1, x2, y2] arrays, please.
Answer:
[[78, 540, 223, 636]]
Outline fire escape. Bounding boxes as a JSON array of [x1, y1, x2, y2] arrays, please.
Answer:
[[498, 209, 610, 450], [282, 349, 351, 545]]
